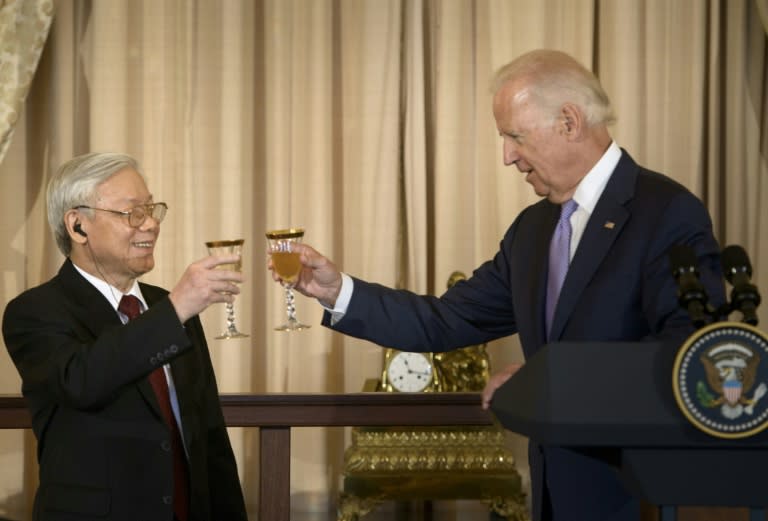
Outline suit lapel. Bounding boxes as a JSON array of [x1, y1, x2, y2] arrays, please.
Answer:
[[548, 151, 638, 340], [513, 199, 560, 348], [58, 261, 167, 419], [57, 259, 123, 335]]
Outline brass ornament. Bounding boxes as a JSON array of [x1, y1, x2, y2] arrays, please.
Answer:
[[435, 344, 490, 392], [343, 427, 516, 473]]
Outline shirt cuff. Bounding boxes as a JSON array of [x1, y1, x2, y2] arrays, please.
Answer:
[[323, 273, 353, 325]]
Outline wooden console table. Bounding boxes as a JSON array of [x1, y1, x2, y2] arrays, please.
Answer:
[[0, 393, 493, 520]]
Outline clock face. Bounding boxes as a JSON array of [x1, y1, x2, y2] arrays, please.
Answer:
[[386, 352, 433, 392]]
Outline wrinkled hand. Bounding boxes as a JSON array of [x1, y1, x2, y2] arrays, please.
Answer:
[[268, 242, 342, 308], [169, 254, 244, 323], [481, 362, 523, 410]]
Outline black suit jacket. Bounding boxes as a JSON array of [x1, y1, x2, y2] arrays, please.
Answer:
[[2, 259, 247, 521], [324, 151, 726, 521]]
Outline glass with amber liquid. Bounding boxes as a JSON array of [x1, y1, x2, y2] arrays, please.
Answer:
[[205, 239, 249, 339], [266, 228, 310, 331]]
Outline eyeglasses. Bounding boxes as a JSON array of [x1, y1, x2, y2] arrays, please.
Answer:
[[74, 202, 168, 228]]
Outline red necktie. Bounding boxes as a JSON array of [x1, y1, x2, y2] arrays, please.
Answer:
[[119, 295, 189, 521]]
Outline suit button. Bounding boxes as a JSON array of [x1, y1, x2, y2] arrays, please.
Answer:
[[150, 357, 158, 365], [157, 353, 165, 362], [169, 344, 179, 354], [161, 440, 171, 451], [162, 495, 172, 505]]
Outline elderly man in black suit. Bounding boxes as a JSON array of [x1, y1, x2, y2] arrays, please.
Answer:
[[3, 152, 248, 521]]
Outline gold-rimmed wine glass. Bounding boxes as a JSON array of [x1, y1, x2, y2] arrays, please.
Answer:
[[205, 239, 249, 339], [266, 228, 310, 331]]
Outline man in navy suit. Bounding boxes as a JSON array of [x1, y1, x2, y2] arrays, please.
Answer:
[[270, 50, 724, 521], [3, 153, 248, 520]]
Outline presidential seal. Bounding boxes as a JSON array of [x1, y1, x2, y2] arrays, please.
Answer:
[[673, 322, 768, 439]]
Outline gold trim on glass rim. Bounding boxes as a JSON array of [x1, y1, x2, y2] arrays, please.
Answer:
[[672, 321, 768, 439], [265, 228, 305, 239], [205, 239, 245, 248]]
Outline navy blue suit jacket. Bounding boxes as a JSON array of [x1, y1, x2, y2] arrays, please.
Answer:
[[3, 259, 247, 521], [324, 151, 725, 521]]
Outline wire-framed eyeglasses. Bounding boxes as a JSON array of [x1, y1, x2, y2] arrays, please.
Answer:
[[74, 202, 168, 228]]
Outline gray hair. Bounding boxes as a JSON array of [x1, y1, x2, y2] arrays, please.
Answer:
[[47, 152, 144, 256], [493, 49, 616, 127]]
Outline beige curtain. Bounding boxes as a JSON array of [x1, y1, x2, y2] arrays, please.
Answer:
[[0, 0, 53, 162], [0, 0, 765, 518], [0, 0, 53, 517]]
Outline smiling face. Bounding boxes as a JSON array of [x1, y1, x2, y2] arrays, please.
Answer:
[[69, 167, 160, 291]]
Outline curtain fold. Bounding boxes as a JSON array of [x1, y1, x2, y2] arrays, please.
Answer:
[[0, 0, 53, 162]]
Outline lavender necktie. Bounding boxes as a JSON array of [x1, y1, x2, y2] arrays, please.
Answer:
[[546, 200, 578, 338]]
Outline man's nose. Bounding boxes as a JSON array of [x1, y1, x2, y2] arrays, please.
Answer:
[[503, 139, 519, 166], [140, 214, 160, 231]]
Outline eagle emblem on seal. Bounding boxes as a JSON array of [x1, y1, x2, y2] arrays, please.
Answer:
[[699, 343, 768, 420]]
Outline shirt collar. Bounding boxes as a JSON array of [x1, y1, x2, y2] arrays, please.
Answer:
[[572, 140, 622, 214], [72, 261, 147, 312]]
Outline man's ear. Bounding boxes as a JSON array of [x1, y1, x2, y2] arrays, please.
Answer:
[[65, 209, 87, 244], [559, 103, 583, 140]]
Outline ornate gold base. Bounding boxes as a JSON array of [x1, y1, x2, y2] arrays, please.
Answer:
[[338, 425, 528, 521]]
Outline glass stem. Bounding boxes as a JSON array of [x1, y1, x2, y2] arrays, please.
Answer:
[[285, 286, 298, 324], [225, 301, 238, 334]]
